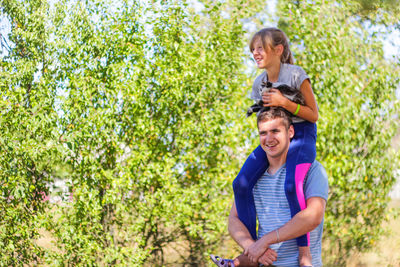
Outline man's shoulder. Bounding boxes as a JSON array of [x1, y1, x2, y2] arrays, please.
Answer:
[[307, 160, 328, 183], [310, 160, 326, 173], [305, 160, 329, 201]]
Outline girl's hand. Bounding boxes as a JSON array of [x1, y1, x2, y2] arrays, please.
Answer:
[[262, 88, 287, 107]]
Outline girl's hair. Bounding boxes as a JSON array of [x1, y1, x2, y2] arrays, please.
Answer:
[[249, 27, 294, 64]]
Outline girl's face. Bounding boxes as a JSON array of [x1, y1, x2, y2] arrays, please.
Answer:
[[251, 37, 282, 69]]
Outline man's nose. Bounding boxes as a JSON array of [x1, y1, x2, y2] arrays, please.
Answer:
[[265, 133, 273, 143]]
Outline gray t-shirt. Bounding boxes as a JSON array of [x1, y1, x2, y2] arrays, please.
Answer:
[[251, 63, 309, 123], [253, 160, 329, 267]]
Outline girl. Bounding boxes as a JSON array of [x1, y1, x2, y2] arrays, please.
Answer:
[[211, 28, 318, 267]]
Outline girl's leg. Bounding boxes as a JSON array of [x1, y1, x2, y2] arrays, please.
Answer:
[[285, 122, 317, 264], [232, 145, 269, 241]]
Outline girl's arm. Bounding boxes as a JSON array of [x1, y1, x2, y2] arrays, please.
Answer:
[[263, 79, 319, 123]]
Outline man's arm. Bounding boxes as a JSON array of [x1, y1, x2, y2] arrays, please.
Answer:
[[229, 202, 278, 266], [228, 202, 255, 250], [244, 196, 326, 262], [271, 196, 326, 241]]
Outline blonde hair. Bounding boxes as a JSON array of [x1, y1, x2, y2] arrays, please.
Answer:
[[249, 27, 294, 64]]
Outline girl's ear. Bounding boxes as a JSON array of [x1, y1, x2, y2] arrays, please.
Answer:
[[274, 44, 284, 56]]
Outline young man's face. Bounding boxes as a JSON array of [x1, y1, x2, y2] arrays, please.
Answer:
[[258, 117, 294, 160]]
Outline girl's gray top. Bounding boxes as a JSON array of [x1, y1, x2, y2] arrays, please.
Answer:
[[251, 63, 310, 123]]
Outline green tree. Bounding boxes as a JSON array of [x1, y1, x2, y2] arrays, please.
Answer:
[[277, 0, 400, 264], [2, 0, 399, 265], [0, 0, 264, 265], [0, 0, 64, 265], [46, 0, 266, 265], [350, 0, 400, 23]]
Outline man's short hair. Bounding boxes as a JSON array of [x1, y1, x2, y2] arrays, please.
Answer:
[[257, 107, 293, 129]]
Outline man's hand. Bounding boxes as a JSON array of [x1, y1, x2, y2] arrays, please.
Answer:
[[244, 238, 269, 263], [259, 248, 277, 266]]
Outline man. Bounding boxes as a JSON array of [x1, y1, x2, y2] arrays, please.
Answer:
[[212, 107, 328, 267]]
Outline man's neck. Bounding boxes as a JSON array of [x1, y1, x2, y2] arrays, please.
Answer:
[[267, 155, 287, 175]]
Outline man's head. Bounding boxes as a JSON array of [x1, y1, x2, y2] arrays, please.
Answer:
[[257, 107, 294, 160]]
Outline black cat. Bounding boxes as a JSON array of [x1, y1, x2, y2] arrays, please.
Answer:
[[246, 81, 305, 117]]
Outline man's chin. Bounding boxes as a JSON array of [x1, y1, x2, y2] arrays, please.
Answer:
[[266, 150, 284, 158], [266, 146, 278, 154]]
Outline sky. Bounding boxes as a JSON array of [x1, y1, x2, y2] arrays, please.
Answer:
[[383, 27, 400, 60]]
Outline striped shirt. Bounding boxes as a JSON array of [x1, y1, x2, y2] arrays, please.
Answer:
[[253, 161, 329, 267]]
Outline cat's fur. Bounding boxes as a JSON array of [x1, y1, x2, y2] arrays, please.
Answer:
[[246, 81, 305, 117]]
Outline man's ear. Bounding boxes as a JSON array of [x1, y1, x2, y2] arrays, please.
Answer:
[[289, 124, 295, 139]]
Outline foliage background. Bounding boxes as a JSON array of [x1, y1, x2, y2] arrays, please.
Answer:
[[0, 0, 399, 266]]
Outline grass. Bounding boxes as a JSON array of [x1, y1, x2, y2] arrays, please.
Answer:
[[34, 201, 400, 266], [217, 200, 400, 267], [346, 200, 400, 267]]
